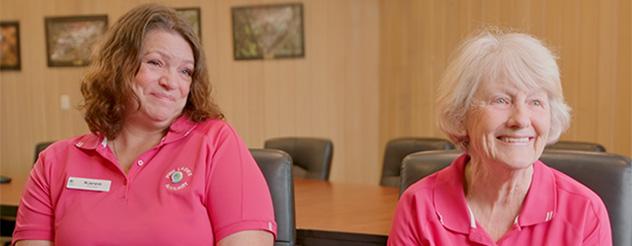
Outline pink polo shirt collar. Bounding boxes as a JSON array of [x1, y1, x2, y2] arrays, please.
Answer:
[[433, 154, 557, 234], [73, 115, 198, 151]]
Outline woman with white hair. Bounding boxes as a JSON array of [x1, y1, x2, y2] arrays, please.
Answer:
[[388, 29, 611, 245]]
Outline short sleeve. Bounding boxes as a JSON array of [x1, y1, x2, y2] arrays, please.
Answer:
[[205, 124, 277, 243], [388, 190, 423, 246], [582, 199, 612, 246], [12, 153, 55, 243]]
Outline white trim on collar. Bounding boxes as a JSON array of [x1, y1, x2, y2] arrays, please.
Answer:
[[466, 203, 477, 229], [101, 138, 108, 148]]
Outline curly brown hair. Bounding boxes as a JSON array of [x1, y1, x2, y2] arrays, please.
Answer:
[[80, 3, 222, 139]]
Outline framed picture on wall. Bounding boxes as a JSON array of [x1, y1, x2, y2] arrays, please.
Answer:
[[231, 3, 304, 60], [175, 7, 202, 41], [45, 15, 108, 67], [0, 21, 21, 71]]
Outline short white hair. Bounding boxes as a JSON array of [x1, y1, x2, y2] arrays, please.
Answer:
[[436, 28, 571, 150]]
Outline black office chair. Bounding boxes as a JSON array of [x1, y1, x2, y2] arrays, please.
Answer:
[[401, 150, 632, 246], [34, 141, 54, 163], [380, 137, 454, 187], [250, 149, 296, 246], [0, 205, 16, 245], [540, 150, 632, 246], [264, 137, 333, 181], [400, 150, 461, 192], [546, 140, 606, 152]]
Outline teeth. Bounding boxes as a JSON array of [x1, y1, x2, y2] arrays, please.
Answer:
[[499, 137, 529, 143]]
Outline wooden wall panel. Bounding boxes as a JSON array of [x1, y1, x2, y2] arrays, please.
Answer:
[[0, 0, 380, 185], [379, 0, 632, 166], [1, 0, 629, 188]]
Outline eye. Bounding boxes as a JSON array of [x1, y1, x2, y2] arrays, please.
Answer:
[[147, 59, 162, 67], [493, 97, 510, 104], [180, 68, 193, 77], [531, 99, 545, 107]]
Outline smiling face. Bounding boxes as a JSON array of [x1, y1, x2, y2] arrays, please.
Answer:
[[126, 29, 194, 129], [464, 77, 552, 170]]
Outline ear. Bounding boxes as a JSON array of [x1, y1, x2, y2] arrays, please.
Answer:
[[455, 119, 468, 137], [456, 134, 469, 144]]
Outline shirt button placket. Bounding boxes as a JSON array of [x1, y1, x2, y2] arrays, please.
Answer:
[[137, 160, 144, 166]]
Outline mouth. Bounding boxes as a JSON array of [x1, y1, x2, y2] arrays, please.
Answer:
[[150, 92, 175, 102], [496, 136, 533, 144]]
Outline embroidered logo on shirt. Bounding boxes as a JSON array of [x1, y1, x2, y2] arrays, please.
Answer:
[[170, 171, 184, 184], [164, 167, 192, 191]]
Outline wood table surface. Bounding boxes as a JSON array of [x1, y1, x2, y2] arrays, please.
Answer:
[[0, 177, 25, 206], [293, 178, 399, 236]]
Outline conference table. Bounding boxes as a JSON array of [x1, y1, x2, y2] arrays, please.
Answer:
[[0, 178, 400, 245], [294, 179, 399, 245], [0, 178, 22, 242]]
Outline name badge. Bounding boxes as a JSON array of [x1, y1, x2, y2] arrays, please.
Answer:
[[66, 177, 111, 192]]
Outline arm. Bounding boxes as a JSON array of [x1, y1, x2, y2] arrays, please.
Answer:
[[218, 230, 273, 246], [12, 153, 55, 243], [205, 123, 277, 242], [14, 240, 53, 246]]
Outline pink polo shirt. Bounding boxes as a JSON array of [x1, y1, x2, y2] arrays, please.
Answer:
[[388, 154, 611, 246], [13, 116, 277, 245]]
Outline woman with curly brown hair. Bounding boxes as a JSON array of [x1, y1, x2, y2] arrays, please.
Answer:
[[13, 4, 276, 245]]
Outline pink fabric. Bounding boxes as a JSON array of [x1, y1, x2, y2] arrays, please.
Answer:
[[388, 154, 611, 246], [13, 116, 277, 245]]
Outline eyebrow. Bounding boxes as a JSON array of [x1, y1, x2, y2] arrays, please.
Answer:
[[144, 50, 194, 66]]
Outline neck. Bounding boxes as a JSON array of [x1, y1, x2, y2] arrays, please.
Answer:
[[109, 120, 169, 172], [464, 156, 533, 208], [115, 122, 167, 148], [464, 156, 534, 241]]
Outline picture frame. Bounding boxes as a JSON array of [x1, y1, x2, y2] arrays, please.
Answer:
[[0, 21, 21, 71], [45, 15, 108, 67], [231, 3, 304, 60], [175, 7, 202, 41]]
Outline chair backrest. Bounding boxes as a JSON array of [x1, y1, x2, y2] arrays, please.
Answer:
[[540, 150, 632, 246], [400, 150, 460, 192], [264, 137, 333, 181], [546, 140, 606, 152], [401, 150, 632, 246], [250, 149, 296, 246], [380, 137, 454, 187], [34, 141, 54, 163]]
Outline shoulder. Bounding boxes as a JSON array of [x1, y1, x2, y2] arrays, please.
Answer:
[[391, 174, 439, 242], [186, 119, 250, 156], [400, 173, 439, 203], [547, 165, 604, 207], [399, 162, 458, 212], [190, 118, 236, 138], [30, 133, 97, 180], [391, 163, 468, 244], [539, 163, 611, 242], [396, 173, 440, 223], [541, 164, 608, 222], [38, 133, 96, 159], [400, 155, 466, 205], [193, 118, 230, 130], [171, 117, 240, 145]]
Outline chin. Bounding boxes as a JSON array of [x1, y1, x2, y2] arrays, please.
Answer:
[[144, 107, 182, 121], [505, 159, 535, 170], [495, 153, 538, 170], [140, 113, 176, 126]]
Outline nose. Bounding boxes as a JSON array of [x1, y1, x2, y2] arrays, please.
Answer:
[[506, 103, 531, 129], [158, 70, 177, 90]]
